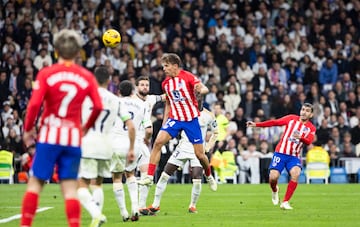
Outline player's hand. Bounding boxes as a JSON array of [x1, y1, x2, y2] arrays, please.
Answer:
[[81, 126, 89, 136], [292, 130, 301, 139], [246, 121, 256, 127], [23, 129, 36, 148], [126, 149, 135, 164]]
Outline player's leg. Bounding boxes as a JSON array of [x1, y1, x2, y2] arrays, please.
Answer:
[[58, 145, 83, 227], [189, 164, 203, 213], [111, 151, 129, 221], [124, 155, 140, 222], [77, 159, 104, 224], [280, 158, 302, 210], [151, 162, 179, 211], [268, 153, 286, 206], [138, 144, 151, 214], [140, 119, 178, 185], [21, 143, 57, 227], [91, 176, 105, 211]]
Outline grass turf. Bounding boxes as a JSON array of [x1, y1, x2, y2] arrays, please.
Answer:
[[0, 183, 359, 227]]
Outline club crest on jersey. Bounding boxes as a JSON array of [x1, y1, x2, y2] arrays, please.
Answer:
[[303, 127, 309, 132]]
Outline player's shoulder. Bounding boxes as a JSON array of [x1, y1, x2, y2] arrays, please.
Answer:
[[201, 108, 215, 119]]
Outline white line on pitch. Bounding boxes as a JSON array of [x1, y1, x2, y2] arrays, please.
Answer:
[[0, 207, 53, 224]]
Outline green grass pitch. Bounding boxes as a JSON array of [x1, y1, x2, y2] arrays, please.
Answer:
[[0, 183, 359, 227]]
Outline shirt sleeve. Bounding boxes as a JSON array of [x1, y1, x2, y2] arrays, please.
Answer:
[[24, 72, 46, 132]]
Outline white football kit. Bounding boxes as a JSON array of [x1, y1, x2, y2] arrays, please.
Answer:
[[135, 94, 163, 167], [111, 96, 151, 173], [168, 108, 218, 168], [79, 87, 130, 179]]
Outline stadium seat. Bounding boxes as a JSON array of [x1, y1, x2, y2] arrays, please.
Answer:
[[278, 170, 289, 184], [305, 145, 330, 184], [330, 167, 348, 184], [0, 150, 14, 184]]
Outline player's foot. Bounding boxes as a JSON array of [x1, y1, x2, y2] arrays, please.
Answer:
[[206, 175, 217, 191], [280, 201, 293, 210], [90, 214, 106, 227], [122, 211, 130, 222], [131, 211, 139, 222], [147, 205, 160, 214], [139, 208, 151, 216], [138, 175, 154, 186], [272, 186, 279, 205], [188, 207, 198, 213]]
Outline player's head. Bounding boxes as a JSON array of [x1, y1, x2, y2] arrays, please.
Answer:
[[53, 29, 83, 60], [94, 66, 110, 86], [161, 53, 182, 77], [135, 76, 150, 96], [300, 102, 314, 121], [119, 80, 134, 97]]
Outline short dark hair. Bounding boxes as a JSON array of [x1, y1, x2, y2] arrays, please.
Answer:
[[119, 80, 133, 97], [135, 76, 149, 86], [303, 102, 314, 112], [94, 66, 109, 85]]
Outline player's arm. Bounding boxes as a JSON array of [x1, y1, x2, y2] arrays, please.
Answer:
[[297, 126, 316, 145], [83, 78, 103, 134], [143, 106, 153, 145], [162, 98, 170, 125], [205, 121, 219, 153], [247, 115, 292, 128], [125, 118, 136, 163], [23, 74, 46, 146], [155, 94, 166, 102], [194, 82, 209, 95]]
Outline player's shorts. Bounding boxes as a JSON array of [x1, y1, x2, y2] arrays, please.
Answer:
[[167, 149, 202, 169], [78, 158, 111, 179], [269, 152, 302, 174], [137, 143, 150, 167], [111, 137, 140, 173], [31, 143, 81, 181], [161, 118, 203, 144]]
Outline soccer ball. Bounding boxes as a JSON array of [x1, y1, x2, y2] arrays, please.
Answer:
[[102, 29, 121, 48]]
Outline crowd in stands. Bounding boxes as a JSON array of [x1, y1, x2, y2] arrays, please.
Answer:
[[0, 0, 359, 183]]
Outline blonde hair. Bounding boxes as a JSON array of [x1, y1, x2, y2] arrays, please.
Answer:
[[53, 29, 83, 60]]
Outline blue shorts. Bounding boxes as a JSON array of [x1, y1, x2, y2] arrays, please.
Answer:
[[161, 118, 203, 144], [31, 143, 81, 181], [269, 152, 302, 174]]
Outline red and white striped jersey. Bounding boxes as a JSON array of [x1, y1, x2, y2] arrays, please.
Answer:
[[162, 70, 200, 121], [24, 62, 102, 147], [255, 115, 316, 157]]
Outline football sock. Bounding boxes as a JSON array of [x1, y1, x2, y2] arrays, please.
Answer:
[[21, 191, 38, 227], [283, 180, 298, 202], [126, 176, 139, 213], [113, 182, 128, 216], [204, 166, 211, 177], [148, 163, 156, 176], [139, 173, 150, 209], [77, 187, 101, 218], [65, 199, 81, 227], [91, 186, 104, 211], [153, 172, 170, 208], [270, 180, 278, 192], [190, 179, 202, 208]]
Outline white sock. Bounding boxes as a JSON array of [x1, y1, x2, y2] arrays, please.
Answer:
[[91, 186, 104, 211], [152, 172, 170, 208], [126, 176, 139, 214], [113, 182, 128, 216], [77, 187, 101, 218], [190, 179, 202, 208], [139, 173, 150, 209]]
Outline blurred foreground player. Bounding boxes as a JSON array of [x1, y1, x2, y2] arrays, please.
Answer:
[[21, 29, 102, 227]]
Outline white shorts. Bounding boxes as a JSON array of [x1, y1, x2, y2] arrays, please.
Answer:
[[111, 138, 140, 173], [137, 143, 150, 167], [167, 149, 202, 169], [78, 158, 111, 179]]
